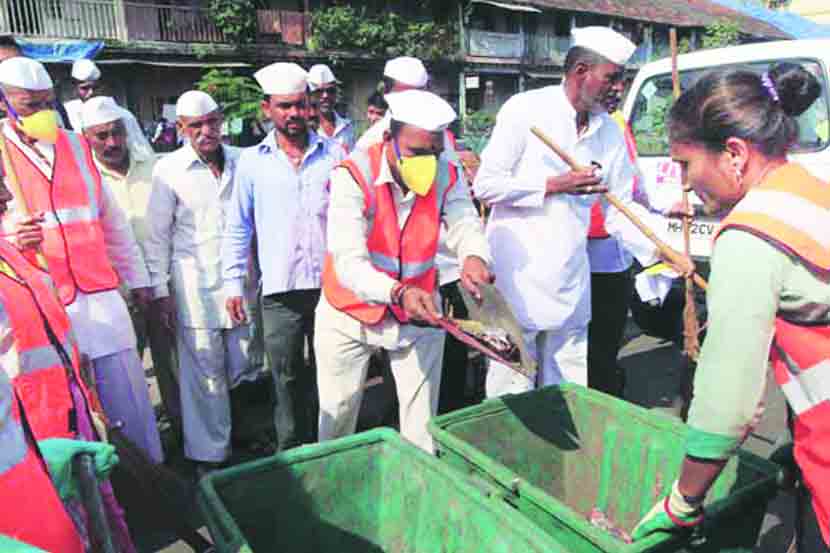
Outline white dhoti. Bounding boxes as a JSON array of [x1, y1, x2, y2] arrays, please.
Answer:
[[177, 324, 255, 462], [486, 325, 588, 398], [315, 296, 445, 452]]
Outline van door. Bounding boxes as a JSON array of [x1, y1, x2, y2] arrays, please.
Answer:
[[626, 58, 830, 261]]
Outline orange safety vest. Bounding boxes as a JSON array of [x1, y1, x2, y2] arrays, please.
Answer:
[[0, 239, 87, 442], [714, 163, 830, 544], [4, 129, 120, 306], [0, 373, 84, 553], [322, 142, 457, 325], [588, 112, 639, 240]]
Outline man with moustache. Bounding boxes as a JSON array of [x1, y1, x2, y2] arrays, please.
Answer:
[[223, 63, 345, 451], [63, 59, 103, 131], [308, 64, 354, 152], [145, 90, 256, 475]]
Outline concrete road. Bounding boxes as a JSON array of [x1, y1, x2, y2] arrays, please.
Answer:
[[137, 326, 823, 552]]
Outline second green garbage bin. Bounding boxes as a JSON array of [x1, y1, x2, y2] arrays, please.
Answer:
[[429, 384, 780, 553]]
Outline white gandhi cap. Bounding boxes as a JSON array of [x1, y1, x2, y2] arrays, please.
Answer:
[[176, 90, 219, 118], [71, 59, 101, 81], [383, 57, 428, 88], [386, 90, 456, 132], [570, 26, 636, 66], [307, 64, 339, 92], [254, 62, 308, 95], [80, 96, 123, 129], [0, 57, 53, 91]]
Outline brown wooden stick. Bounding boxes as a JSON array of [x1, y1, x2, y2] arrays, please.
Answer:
[[530, 125, 708, 290], [671, 28, 701, 362]]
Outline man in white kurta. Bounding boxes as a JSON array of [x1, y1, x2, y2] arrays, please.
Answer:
[[316, 90, 492, 452], [475, 27, 661, 396], [0, 58, 162, 463], [145, 91, 255, 470], [80, 96, 181, 428]]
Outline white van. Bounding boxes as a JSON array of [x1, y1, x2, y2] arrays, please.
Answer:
[[623, 39, 830, 261]]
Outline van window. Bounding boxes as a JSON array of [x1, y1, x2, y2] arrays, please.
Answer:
[[629, 59, 829, 156]]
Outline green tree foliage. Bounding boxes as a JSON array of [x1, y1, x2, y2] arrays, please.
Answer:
[[462, 110, 496, 155], [702, 20, 742, 50], [196, 69, 262, 124], [309, 5, 455, 59], [207, 0, 258, 45]]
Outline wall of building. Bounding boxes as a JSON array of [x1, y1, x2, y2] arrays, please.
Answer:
[[784, 0, 830, 24]]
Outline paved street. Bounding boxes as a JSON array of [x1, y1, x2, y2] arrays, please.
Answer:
[[139, 323, 822, 553]]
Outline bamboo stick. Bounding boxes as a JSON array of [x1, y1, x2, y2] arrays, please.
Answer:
[[529, 125, 707, 291]]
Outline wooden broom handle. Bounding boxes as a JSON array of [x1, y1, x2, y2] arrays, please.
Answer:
[[530, 126, 708, 290]]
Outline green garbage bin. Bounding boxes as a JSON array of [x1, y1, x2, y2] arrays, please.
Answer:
[[198, 428, 572, 553], [428, 384, 780, 553]]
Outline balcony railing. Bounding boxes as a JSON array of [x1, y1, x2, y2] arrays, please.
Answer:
[[467, 29, 524, 58], [0, 0, 227, 43], [124, 3, 225, 43], [1, 0, 121, 40]]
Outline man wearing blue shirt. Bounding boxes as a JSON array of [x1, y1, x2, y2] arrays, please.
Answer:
[[223, 62, 346, 451]]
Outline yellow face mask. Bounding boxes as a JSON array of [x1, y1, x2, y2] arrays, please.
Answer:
[[17, 109, 59, 144], [394, 141, 437, 197]]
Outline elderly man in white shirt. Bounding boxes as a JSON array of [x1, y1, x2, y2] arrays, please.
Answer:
[[145, 91, 256, 473], [0, 57, 162, 462], [80, 96, 182, 430], [317, 90, 492, 452], [475, 27, 665, 396]]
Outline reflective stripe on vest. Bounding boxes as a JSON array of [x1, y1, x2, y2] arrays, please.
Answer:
[[0, 373, 27, 472], [714, 164, 830, 276], [323, 142, 455, 325], [4, 129, 119, 305], [0, 240, 81, 440]]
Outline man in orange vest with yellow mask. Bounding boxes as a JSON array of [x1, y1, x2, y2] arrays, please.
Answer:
[[316, 90, 493, 452], [0, 57, 162, 463]]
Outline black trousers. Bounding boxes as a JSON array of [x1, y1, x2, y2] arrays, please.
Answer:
[[438, 281, 471, 415], [262, 289, 320, 451], [587, 269, 633, 399]]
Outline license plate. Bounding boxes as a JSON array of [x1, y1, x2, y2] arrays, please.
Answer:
[[664, 217, 720, 259]]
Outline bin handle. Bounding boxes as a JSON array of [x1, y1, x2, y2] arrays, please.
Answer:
[[197, 481, 247, 553]]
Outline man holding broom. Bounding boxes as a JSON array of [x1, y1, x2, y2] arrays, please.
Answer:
[[474, 27, 670, 396], [0, 57, 162, 463]]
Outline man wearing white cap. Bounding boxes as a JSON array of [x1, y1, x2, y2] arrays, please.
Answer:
[[64, 58, 102, 131], [475, 27, 664, 395], [308, 63, 354, 152], [354, 56, 429, 151], [0, 57, 162, 462], [223, 62, 345, 451], [80, 96, 181, 432], [316, 89, 492, 452], [145, 90, 256, 473]]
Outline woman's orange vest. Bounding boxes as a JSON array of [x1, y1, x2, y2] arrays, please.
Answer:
[[323, 142, 457, 325], [714, 163, 830, 544], [0, 239, 87, 442], [4, 129, 120, 305], [0, 371, 84, 553]]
